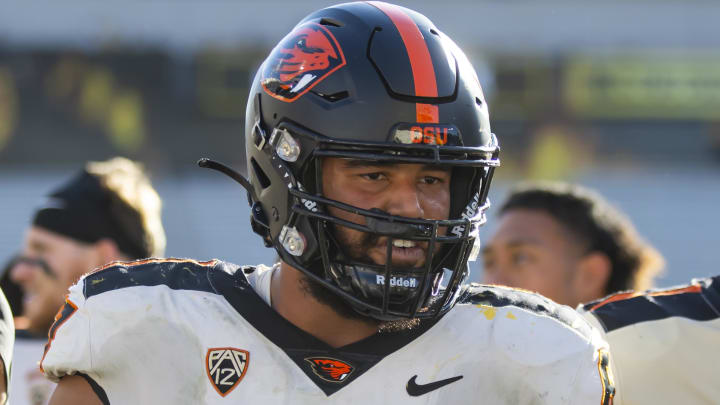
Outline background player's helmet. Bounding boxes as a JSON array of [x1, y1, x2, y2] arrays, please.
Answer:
[[245, 1, 499, 320]]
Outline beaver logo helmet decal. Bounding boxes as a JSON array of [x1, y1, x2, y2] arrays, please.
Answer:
[[261, 22, 346, 102]]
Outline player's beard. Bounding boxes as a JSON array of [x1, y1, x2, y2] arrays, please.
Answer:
[[299, 225, 421, 333], [299, 274, 420, 333]]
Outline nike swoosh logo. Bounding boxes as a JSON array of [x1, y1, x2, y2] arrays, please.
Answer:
[[406, 374, 463, 396]]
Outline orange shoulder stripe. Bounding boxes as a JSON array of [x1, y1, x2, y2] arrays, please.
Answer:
[[39, 296, 79, 374], [590, 283, 703, 312], [91, 258, 218, 274]]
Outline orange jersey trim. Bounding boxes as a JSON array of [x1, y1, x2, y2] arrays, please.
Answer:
[[588, 291, 641, 312], [93, 257, 218, 274], [39, 296, 79, 373], [596, 349, 615, 405], [368, 1, 439, 123], [646, 284, 701, 297], [589, 284, 703, 312]]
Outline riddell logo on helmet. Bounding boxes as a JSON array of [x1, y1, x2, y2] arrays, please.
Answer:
[[261, 22, 346, 102], [376, 275, 418, 288], [450, 192, 481, 238], [392, 123, 461, 146]]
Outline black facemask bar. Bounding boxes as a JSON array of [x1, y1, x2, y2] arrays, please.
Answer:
[[282, 180, 490, 320], [276, 130, 498, 320]]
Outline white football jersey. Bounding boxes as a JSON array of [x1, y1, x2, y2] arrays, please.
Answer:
[[9, 338, 54, 405], [580, 276, 720, 405], [41, 258, 613, 404], [0, 290, 14, 399]]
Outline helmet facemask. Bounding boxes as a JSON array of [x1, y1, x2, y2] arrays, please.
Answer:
[[254, 121, 498, 321]]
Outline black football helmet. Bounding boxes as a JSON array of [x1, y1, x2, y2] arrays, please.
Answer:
[[218, 1, 499, 321]]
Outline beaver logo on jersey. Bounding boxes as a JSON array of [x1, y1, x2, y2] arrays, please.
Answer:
[[305, 357, 354, 383], [261, 22, 346, 102], [206, 348, 249, 397]]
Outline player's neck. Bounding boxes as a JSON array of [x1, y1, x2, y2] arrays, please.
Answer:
[[270, 262, 379, 348]]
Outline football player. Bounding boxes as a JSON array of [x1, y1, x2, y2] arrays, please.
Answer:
[[580, 276, 720, 404], [43, 3, 614, 404], [482, 181, 664, 307], [9, 157, 165, 405]]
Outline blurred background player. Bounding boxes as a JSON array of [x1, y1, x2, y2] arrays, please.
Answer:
[[0, 257, 24, 325], [0, 255, 23, 400], [0, 287, 14, 405], [6, 157, 165, 405], [479, 182, 720, 403], [580, 275, 720, 404], [481, 181, 664, 307]]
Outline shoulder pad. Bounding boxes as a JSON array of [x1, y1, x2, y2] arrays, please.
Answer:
[[581, 275, 720, 332], [460, 283, 594, 340], [82, 258, 239, 299]]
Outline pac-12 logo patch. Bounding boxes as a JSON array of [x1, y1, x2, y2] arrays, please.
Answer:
[[305, 357, 354, 383], [261, 22, 346, 102], [206, 348, 249, 397]]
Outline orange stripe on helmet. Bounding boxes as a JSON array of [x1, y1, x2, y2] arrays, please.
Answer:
[[368, 1, 439, 123], [416, 103, 439, 123]]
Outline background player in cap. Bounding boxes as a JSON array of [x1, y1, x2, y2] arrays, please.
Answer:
[[43, 3, 614, 404], [8, 157, 165, 405]]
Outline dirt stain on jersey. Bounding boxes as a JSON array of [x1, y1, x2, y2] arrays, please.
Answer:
[[90, 277, 105, 285], [475, 304, 497, 320]]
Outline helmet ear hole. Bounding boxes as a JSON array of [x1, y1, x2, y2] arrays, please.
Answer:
[[250, 157, 271, 189]]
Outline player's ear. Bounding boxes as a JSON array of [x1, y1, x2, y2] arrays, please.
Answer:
[[93, 238, 126, 268], [574, 252, 611, 304]]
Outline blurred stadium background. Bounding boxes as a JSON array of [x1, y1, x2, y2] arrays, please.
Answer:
[[1, 0, 719, 288]]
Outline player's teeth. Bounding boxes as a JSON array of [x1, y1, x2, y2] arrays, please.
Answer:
[[392, 239, 416, 248]]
